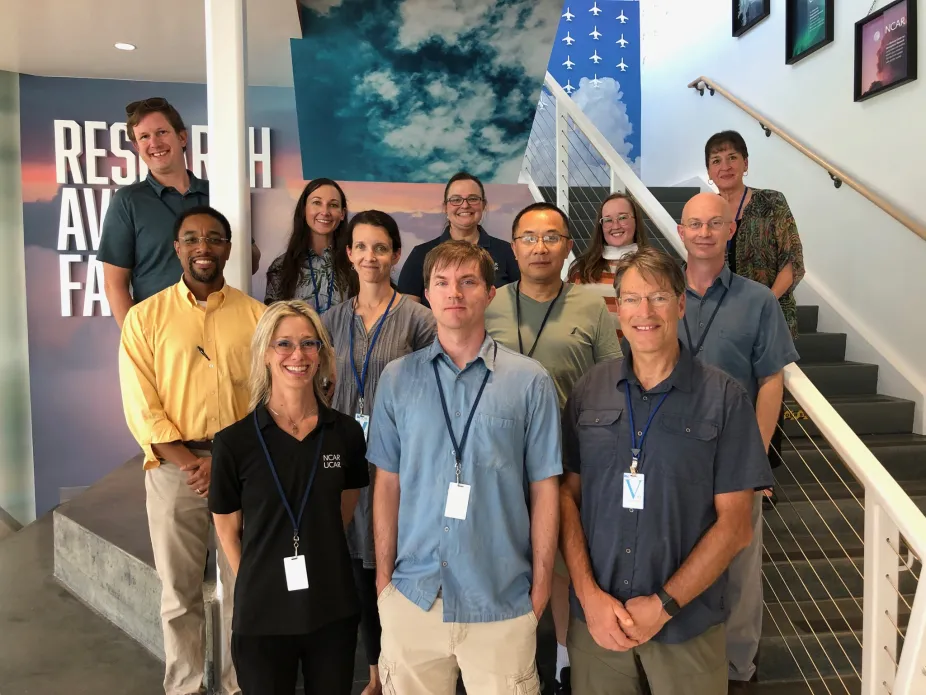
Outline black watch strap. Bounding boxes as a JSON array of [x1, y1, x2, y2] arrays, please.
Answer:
[[657, 587, 680, 618]]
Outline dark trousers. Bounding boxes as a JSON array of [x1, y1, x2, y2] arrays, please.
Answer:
[[231, 615, 360, 695], [351, 557, 383, 666]]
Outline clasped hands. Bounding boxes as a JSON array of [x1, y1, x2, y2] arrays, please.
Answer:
[[584, 588, 670, 652]]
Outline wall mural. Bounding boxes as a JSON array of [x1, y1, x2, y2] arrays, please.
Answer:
[[292, 0, 562, 184]]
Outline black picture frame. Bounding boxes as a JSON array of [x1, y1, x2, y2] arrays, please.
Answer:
[[733, 0, 771, 38], [854, 0, 918, 102], [786, 0, 835, 64]]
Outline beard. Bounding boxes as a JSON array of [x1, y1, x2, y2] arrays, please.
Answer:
[[187, 256, 220, 284]]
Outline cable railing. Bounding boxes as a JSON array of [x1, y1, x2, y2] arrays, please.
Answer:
[[522, 71, 926, 695], [687, 76, 926, 244]]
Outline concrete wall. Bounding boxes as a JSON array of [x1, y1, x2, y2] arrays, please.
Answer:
[[639, 0, 926, 432], [0, 70, 35, 525]]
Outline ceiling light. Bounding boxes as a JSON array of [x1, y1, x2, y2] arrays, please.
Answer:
[[114, 43, 137, 51]]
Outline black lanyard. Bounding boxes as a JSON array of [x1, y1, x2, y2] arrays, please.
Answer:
[[727, 186, 749, 258], [350, 291, 397, 414], [308, 253, 334, 314], [432, 341, 497, 484], [253, 411, 325, 556], [682, 286, 729, 355], [624, 383, 670, 474], [515, 281, 565, 358]]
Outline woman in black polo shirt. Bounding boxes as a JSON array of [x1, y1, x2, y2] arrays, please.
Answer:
[[397, 171, 519, 307], [210, 300, 368, 695]]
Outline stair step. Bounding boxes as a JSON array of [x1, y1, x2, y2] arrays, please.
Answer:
[[783, 395, 915, 437], [757, 628, 861, 683], [797, 305, 819, 334], [793, 362, 879, 396], [746, 676, 860, 694], [794, 332, 846, 364], [764, 595, 911, 639], [647, 186, 701, 203], [762, 555, 917, 603]]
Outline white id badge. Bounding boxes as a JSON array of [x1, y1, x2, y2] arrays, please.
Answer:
[[622, 473, 645, 510], [444, 483, 471, 520], [283, 555, 309, 591], [354, 413, 371, 441]]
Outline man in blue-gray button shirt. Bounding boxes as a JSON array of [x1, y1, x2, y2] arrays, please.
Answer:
[[678, 192, 799, 686], [560, 247, 773, 695], [368, 240, 562, 695]]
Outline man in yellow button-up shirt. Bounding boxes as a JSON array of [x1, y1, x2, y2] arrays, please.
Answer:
[[119, 205, 265, 695]]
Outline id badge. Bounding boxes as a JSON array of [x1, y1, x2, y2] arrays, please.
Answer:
[[283, 555, 309, 591], [444, 482, 471, 520], [622, 473, 644, 510], [354, 413, 371, 441]]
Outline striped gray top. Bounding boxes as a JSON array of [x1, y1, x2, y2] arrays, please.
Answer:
[[321, 293, 437, 567]]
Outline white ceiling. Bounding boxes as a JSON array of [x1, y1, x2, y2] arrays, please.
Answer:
[[0, 0, 302, 87]]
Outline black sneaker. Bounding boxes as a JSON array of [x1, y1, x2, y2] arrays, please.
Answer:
[[554, 667, 571, 694]]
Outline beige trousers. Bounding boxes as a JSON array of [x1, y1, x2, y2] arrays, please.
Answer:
[[146, 461, 239, 695], [378, 583, 540, 695]]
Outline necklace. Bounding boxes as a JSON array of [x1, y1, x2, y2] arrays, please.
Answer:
[[268, 405, 317, 435]]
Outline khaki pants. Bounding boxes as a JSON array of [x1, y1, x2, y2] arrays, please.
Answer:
[[146, 461, 239, 695], [377, 583, 540, 695], [568, 618, 726, 695], [726, 492, 764, 681]]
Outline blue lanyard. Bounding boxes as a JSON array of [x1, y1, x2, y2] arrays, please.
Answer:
[[350, 291, 397, 414], [253, 410, 325, 556], [433, 341, 497, 484], [624, 383, 670, 474], [307, 253, 333, 314]]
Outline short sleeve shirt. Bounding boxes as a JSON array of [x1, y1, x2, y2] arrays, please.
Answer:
[[98, 172, 209, 302], [366, 334, 562, 623], [209, 403, 369, 636], [562, 344, 774, 643], [397, 227, 520, 308]]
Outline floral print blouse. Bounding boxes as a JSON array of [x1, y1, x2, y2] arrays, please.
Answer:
[[264, 247, 346, 314]]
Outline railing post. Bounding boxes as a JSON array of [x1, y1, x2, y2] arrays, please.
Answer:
[[555, 95, 569, 216], [894, 563, 926, 694], [863, 497, 900, 694]]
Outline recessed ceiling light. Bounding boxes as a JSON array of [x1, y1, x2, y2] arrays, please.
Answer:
[[114, 43, 137, 51]]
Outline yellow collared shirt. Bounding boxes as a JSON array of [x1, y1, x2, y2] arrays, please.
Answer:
[[119, 278, 266, 468]]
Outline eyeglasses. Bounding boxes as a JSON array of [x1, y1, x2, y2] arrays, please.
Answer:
[[514, 233, 571, 246], [682, 218, 730, 232], [180, 235, 229, 247], [618, 292, 676, 308], [125, 97, 169, 116], [446, 195, 485, 207], [271, 339, 323, 356], [601, 214, 635, 226]]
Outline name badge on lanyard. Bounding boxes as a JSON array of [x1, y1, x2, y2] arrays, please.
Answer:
[[623, 383, 670, 510], [622, 473, 645, 510], [351, 292, 397, 443]]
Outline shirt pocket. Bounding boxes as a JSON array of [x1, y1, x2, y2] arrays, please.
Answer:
[[576, 408, 623, 469], [473, 412, 519, 470], [655, 415, 718, 485]]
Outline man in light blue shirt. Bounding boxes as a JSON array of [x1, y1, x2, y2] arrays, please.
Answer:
[[368, 240, 562, 695]]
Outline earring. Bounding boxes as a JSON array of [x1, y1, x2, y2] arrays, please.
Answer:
[[744, 171, 749, 177], [708, 179, 714, 186]]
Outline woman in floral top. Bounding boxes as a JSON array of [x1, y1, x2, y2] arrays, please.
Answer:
[[264, 178, 352, 313], [705, 130, 805, 337]]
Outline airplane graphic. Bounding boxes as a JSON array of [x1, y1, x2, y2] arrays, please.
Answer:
[[537, 93, 548, 111], [562, 31, 575, 46], [562, 55, 575, 70], [617, 58, 629, 72], [564, 80, 576, 95], [590, 74, 602, 88], [617, 34, 629, 48], [589, 1, 602, 16], [617, 10, 629, 23], [561, 7, 574, 22], [590, 50, 602, 64], [589, 26, 602, 40]]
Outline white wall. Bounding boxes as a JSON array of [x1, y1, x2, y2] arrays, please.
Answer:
[[640, 0, 926, 433]]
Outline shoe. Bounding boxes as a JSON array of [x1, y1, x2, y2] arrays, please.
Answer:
[[554, 667, 571, 694], [762, 488, 778, 510]]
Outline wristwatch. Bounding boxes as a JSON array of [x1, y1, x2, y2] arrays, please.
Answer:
[[656, 587, 680, 618]]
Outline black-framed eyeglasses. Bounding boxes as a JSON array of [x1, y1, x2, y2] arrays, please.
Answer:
[[180, 235, 229, 247], [446, 195, 485, 207], [125, 97, 169, 116], [271, 339, 323, 356], [514, 233, 571, 246], [600, 214, 635, 226]]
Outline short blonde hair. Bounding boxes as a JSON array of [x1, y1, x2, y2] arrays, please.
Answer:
[[248, 300, 334, 411]]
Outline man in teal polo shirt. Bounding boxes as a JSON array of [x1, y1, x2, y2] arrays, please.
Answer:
[[99, 97, 260, 328]]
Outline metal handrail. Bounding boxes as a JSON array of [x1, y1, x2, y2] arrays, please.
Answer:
[[687, 75, 926, 243]]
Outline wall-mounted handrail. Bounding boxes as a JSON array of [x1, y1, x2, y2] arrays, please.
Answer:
[[688, 75, 926, 243]]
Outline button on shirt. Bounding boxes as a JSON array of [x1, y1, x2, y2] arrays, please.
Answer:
[[562, 344, 774, 643], [681, 265, 799, 402], [366, 334, 562, 623], [119, 278, 266, 467]]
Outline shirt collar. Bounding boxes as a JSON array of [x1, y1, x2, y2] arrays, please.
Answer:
[[683, 263, 733, 296], [422, 332, 498, 371], [617, 340, 694, 394], [176, 276, 229, 308], [255, 401, 337, 431], [146, 170, 207, 198], [438, 225, 491, 248]]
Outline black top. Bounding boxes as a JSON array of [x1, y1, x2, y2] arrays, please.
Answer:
[[397, 226, 519, 308], [209, 403, 369, 636], [562, 343, 773, 644]]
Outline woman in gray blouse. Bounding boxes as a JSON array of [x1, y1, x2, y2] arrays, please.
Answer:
[[322, 209, 436, 695]]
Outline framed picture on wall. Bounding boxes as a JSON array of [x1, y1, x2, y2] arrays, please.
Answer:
[[786, 0, 835, 64], [854, 0, 918, 101], [733, 0, 771, 38]]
